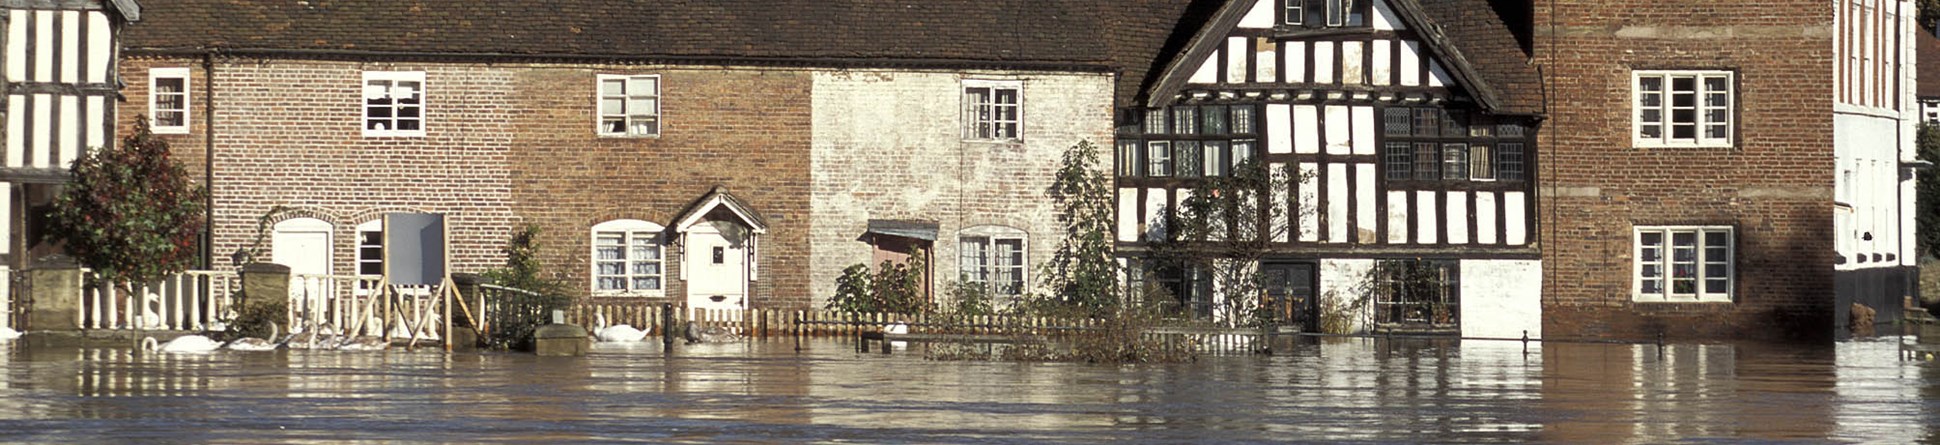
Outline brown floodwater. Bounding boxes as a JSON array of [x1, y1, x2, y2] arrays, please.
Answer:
[[0, 337, 1934, 444]]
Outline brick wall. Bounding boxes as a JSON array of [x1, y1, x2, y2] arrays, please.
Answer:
[[118, 57, 823, 308], [1532, 0, 1838, 341], [508, 66, 813, 309]]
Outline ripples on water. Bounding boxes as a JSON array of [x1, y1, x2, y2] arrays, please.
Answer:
[[0, 338, 1934, 444]]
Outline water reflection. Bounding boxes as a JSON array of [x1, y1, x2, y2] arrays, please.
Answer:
[[0, 338, 1935, 443]]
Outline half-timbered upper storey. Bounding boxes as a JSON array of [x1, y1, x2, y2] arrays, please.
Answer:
[[1114, 0, 1541, 257]]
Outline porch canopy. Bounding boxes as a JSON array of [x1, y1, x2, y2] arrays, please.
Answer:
[[864, 219, 938, 242]]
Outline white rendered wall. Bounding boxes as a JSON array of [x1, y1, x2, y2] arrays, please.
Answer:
[[807, 70, 1114, 305], [1317, 258, 1374, 334], [1459, 259, 1542, 339]]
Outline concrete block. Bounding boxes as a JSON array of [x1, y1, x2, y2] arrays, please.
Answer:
[[26, 264, 82, 331], [533, 323, 589, 356]]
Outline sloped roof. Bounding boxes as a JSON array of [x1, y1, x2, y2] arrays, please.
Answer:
[[1410, 0, 1541, 115], [1919, 30, 1940, 99], [1144, 0, 1541, 115], [1102, 0, 1226, 107], [122, 0, 1116, 70]]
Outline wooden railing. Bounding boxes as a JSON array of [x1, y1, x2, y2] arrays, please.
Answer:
[[561, 301, 1266, 353], [77, 270, 240, 331]]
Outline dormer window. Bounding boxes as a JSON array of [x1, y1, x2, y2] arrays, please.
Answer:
[[1282, 0, 1304, 25]]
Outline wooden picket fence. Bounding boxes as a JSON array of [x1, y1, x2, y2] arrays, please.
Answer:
[[562, 301, 1267, 353]]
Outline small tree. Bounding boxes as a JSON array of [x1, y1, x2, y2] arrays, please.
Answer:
[[48, 118, 208, 291], [825, 250, 930, 314], [1035, 139, 1120, 317], [1155, 159, 1304, 328]]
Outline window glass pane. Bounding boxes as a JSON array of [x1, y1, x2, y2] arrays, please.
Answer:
[[1173, 107, 1198, 134], [1232, 106, 1255, 134], [601, 79, 624, 96], [1384, 142, 1412, 180], [1232, 140, 1255, 167], [1413, 109, 1439, 137], [1441, 143, 1468, 180], [601, 98, 624, 116], [603, 118, 626, 134], [633, 117, 659, 136], [1202, 105, 1228, 134], [1204, 141, 1228, 176], [1117, 141, 1141, 177], [1470, 144, 1493, 180], [598, 277, 625, 290], [396, 118, 421, 131], [1176, 141, 1203, 177], [628, 77, 656, 96], [1497, 143, 1524, 181], [631, 98, 657, 116], [1413, 143, 1439, 180], [1146, 109, 1167, 134], [598, 261, 625, 275], [1441, 111, 1466, 137], [632, 261, 661, 276], [1148, 141, 1173, 177], [1384, 107, 1412, 136], [995, 89, 1018, 105]]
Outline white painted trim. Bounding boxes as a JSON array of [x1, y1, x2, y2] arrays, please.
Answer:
[[360, 71, 427, 138], [1632, 225, 1735, 303], [590, 219, 668, 298], [962, 78, 1024, 142], [1632, 70, 1734, 148], [673, 194, 768, 234], [594, 74, 663, 138], [148, 67, 190, 134]]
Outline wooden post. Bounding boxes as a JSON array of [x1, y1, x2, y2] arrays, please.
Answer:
[[661, 302, 676, 353]]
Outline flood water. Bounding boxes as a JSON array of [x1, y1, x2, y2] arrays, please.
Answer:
[[0, 338, 1935, 444]]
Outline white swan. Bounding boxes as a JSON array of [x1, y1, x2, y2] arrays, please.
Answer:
[[141, 335, 222, 353], [334, 336, 389, 351], [0, 327, 21, 341], [594, 313, 649, 343], [223, 337, 279, 351]]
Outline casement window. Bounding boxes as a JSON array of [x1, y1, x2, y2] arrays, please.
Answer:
[[1133, 105, 1260, 179], [1634, 70, 1733, 148], [1384, 142, 1413, 180], [1440, 143, 1469, 180], [1148, 141, 1173, 177], [1496, 143, 1525, 181], [1282, 0, 1304, 25], [1372, 259, 1460, 328], [1381, 106, 1531, 183], [960, 226, 1027, 296], [591, 219, 666, 296], [1469, 144, 1495, 181], [1325, 0, 1356, 27], [1177, 141, 1204, 177], [1412, 143, 1439, 180], [363, 71, 425, 137], [1117, 141, 1142, 178], [597, 74, 661, 137], [964, 80, 1022, 141], [149, 68, 190, 134], [1634, 226, 1733, 302]]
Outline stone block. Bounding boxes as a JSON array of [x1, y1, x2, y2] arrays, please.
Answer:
[[533, 323, 589, 356], [26, 264, 82, 332], [240, 263, 292, 312]]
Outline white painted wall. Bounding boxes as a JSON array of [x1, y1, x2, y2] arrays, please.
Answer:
[[1459, 259, 1543, 339], [1833, 112, 1905, 270], [1318, 258, 1374, 334], [807, 70, 1114, 305]]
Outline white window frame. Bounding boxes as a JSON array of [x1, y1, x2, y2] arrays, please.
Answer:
[[595, 74, 662, 137], [1632, 70, 1733, 148], [1633, 226, 1734, 303], [962, 79, 1023, 142], [1282, 0, 1304, 25], [362, 71, 427, 137], [590, 219, 667, 297], [959, 226, 1028, 296], [148, 67, 191, 134]]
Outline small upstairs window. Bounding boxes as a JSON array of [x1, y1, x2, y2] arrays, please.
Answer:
[[149, 68, 190, 134], [964, 80, 1022, 141], [1282, 0, 1304, 25], [363, 71, 425, 137], [597, 74, 661, 137]]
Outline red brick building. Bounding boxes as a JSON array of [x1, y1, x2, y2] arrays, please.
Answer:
[[1533, 0, 1919, 340]]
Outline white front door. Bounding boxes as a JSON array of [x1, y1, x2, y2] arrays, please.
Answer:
[[271, 218, 334, 301], [685, 225, 747, 311]]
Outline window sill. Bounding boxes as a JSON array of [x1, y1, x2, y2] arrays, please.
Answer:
[[1633, 142, 1733, 150], [591, 291, 667, 299], [963, 138, 1024, 145], [1631, 296, 1733, 304], [152, 127, 191, 135], [363, 132, 426, 138], [596, 133, 661, 139]]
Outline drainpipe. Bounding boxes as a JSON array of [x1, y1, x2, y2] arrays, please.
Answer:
[[201, 51, 215, 270]]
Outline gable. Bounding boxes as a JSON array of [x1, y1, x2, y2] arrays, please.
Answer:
[[1144, 0, 1513, 112]]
